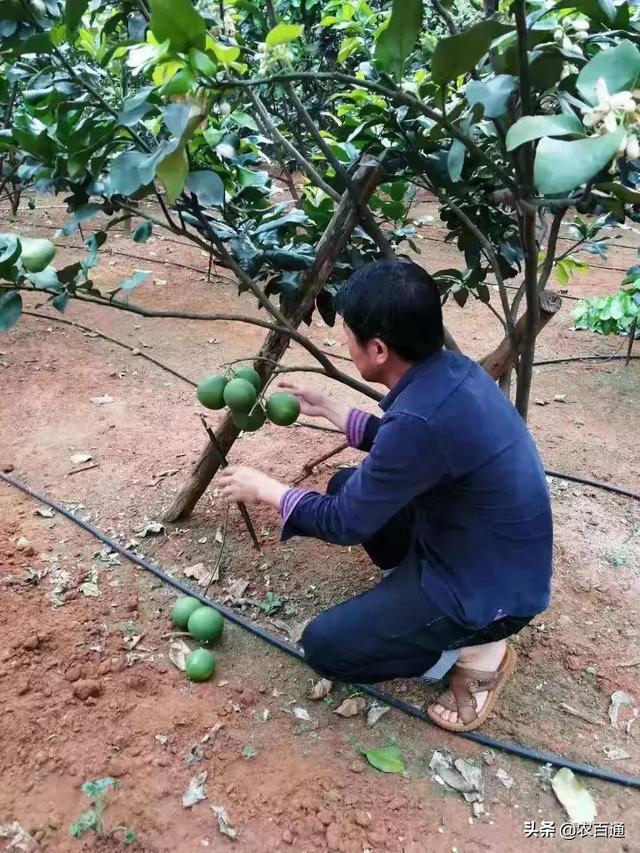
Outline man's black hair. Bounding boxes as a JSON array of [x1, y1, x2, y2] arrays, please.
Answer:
[[335, 260, 444, 362]]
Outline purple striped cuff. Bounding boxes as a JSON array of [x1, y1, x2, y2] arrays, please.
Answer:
[[280, 487, 310, 525], [346, 408, 372, 449]]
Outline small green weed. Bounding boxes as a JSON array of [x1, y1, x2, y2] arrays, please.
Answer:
[[69, 777, 136, 845]]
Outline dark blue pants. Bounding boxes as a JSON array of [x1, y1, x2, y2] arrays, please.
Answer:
[[300, 468, 531, 684]]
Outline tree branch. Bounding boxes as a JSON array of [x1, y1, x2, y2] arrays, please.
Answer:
[[202, 71, 518, 193], [441, 193, 515, 337]]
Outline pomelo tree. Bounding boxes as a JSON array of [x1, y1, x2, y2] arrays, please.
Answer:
[[1, 0, 639, 519]]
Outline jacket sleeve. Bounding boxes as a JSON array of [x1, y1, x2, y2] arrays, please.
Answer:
[[345, 408, 381, 452], [281, 411, 449, 545]]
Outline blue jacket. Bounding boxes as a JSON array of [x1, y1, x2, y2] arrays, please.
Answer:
[[280, 351, 553, 629]]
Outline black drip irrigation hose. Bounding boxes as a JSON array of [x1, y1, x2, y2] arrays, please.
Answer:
[[2, 470, 639, 790]]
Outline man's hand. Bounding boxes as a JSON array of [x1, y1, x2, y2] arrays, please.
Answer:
[[278, 380, 350, 431], [217, 465, 288, 509]]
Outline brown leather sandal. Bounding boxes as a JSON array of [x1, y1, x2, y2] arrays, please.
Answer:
[[426, 645, 518, 732]]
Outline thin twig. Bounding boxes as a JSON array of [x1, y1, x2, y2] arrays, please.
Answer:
[[293, 441, 350, 486], [626, 317, 638, 366], [204, 503, 230, 595]]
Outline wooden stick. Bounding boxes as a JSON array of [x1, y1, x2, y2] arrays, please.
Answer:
[[199, 416, 261, 551], [293, 440, 350, 485], [67, 463, 100, 476]]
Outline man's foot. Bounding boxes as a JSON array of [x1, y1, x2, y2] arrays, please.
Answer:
[[427, 641, 516, 732]]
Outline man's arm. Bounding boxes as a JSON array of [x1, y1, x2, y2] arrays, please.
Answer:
[[281, 411, 448, 545]]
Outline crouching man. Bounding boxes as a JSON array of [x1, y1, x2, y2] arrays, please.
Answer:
[[218, 260, 552, 732]]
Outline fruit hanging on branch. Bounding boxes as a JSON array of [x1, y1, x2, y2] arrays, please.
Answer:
[[266, 392, 300, 426], [231, 366, 261, 390], [231, 405, 266, 433], [196, 375, 228, 410], [223, 377, 258, 413]]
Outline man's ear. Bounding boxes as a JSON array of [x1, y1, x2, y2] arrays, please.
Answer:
[[370, 337, 389, 364]]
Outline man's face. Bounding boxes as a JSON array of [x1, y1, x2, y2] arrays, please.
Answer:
[[344, 322, 389, 383]]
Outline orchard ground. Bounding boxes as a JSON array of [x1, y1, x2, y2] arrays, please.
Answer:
[[1, 197, 639, 852]]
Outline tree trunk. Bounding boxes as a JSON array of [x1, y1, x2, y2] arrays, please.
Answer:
[[164, 162, 383, 521], [480, 290, 561, 380]]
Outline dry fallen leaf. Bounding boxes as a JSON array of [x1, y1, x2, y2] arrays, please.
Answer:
[[608, 690, 638, 732], [136, 521, 165, 537], [292, 706, 312, 722], [182, 771, 208, 808], [70, 453, 92, 466], [309, 678, 333, 700], [334, 695, 366, 718], [89, 395, 114, 405], [168, 639, 192, 672], [35, 507, 55, 518], [183, 563, 209, 586], [367, 703, 390, 726], [551, 768, 596, 823], [211, 805, 238, 839]]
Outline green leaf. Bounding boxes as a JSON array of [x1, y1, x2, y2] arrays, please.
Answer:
[[185, 170, 225, 207], [432, 21, 513, 85], [27, 267, 60, 290], [133, 221, 152, 243], [65, 0, 89, 31], [265, 23, 304, 47], [374, 0, 423, 80], [117, 87, 156, 127], [534, 128, 625, 195], [118, 270, 150, 292], [109, 151, 158, 196], [232, 112, 259, 132], [447, 138, 465, 183], [506, 114, 585, 151], [149, 0, 206, 54], [52, 292, 70, 313], [61, 204, 102, 237], [69, 810, 98, 837], [556, 0, 619, 24], [577, 41, 640, 106], [360, 745, 405, 774], [0, 234, 21, 275], [157, 146, 189, 203], [212, 42, 241, 66], [189, 48, 217, 76], [465, 75, 517, 119], [82, 778, 118, 798], [0, 291, 22, 333]]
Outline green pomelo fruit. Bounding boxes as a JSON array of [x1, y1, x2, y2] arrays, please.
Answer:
[[232, 405, 266, 433], [223, 378, 257, 414], [266, 392, 300, 426], [188, 606, 225, 644], [185, 648, 217, 682], [20, 237, 56, 273], [233, 366, 261, 391], [197, 375, 227, 409], [171, 596, 202, 629]]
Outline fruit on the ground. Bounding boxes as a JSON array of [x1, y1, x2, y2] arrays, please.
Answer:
[[223, 377, 257, 413], [197, 375, 227, 409], [188, 606, 225, 643], [233, 366, 261, 391], [232, 405, 266, 433], [185, 648, 217, 682], [19, 237, 56, 273], [171, 596, 202, 629], [266, 392, 300, 426]]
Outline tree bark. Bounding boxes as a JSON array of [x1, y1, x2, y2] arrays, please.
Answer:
[[480, 290, 561, 381], [164, 161, 383, 521]]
